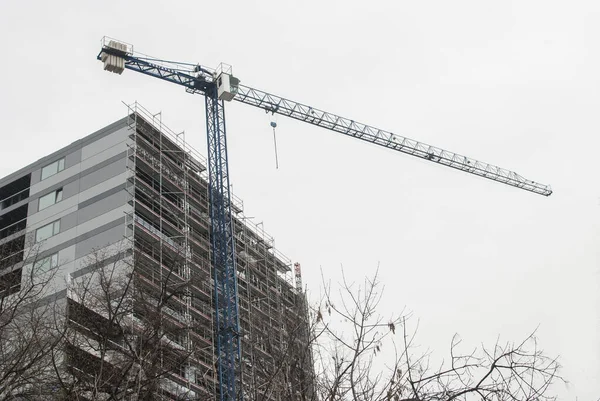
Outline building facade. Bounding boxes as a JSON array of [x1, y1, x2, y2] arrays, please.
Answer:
[[0, 103, 313, 400]]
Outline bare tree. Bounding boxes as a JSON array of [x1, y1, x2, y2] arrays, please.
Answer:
[[244, 290, 317, 401], [49, 243, 214, 401], [394, 326, 561, 401], [310, 268, 564, 401], [0, 237, 567, 401], [0, 234, 64, 400]]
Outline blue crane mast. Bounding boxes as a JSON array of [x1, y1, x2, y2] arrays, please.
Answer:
[[97, 37, 552, 401]]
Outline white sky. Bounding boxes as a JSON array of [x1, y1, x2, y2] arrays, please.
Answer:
[[0, 0, 598, 398]]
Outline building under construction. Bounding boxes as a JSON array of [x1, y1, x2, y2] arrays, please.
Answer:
[[0, 103, 314, 400]]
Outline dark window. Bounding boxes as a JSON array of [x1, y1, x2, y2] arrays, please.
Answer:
[[0, 204, 28, 240], [0, 269, 21, 298], [0, 235, 25, 269], [0, 174, 30, 210]]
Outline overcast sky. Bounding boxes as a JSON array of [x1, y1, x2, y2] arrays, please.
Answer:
[[0, 0, 598, 398]]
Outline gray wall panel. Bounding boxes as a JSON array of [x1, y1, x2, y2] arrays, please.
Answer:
[[63, 180, 80, 201], [80, 157, 127, 192], [71, 250, 129, 280], [75, 223, 125, 260], [77, 189, 129, 225], [60, 211, 78, 232], [65, 148, 82, 170], [81, 127, 129, 162], [30, 169, 41, 186], [78, 183, 127, 209], [28, 198, 38, 216]]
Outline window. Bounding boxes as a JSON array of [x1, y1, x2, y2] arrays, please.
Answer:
[[41, 158, 65, 180], [35, 220, 60, 242], [0, 269, 21, 298], [38, 188, 63, 211], [33, 253, 58, 273]]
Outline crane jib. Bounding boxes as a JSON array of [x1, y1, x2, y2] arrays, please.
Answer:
[[232, 84, 552, 197]]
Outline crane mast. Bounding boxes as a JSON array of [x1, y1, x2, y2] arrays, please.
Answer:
[[97, 37, 552, 401], [205, 88, 241, 400]]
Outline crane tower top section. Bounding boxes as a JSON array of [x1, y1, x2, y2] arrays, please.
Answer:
[[100, 37, 239, 101]]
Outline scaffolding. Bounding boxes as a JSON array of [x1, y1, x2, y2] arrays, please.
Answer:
[[123, 102, 215, 398], [121, 102, 313, 400]]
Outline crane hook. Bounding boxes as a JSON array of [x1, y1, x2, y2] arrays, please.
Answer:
[[270, 121, 279, 169]]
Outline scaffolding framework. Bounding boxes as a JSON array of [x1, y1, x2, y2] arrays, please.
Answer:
[[120, 103, 313, 400]]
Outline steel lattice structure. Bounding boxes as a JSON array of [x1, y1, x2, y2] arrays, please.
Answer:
[[205, 89, 242, 401], [97, 37, 552, 401], [233, 85, 552, 196]]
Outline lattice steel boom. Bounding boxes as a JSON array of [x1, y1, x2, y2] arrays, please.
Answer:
[[97, 35, 551, 401], [234, 85, 552, 196]]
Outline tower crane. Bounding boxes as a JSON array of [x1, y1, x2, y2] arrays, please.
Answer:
[[97, 37, 552, 401]]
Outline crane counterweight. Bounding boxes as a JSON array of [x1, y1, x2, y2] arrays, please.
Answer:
[[100, 38, 131, 75]]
